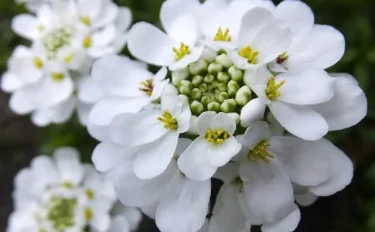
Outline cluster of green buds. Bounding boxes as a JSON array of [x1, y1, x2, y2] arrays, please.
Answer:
[[47, 196, 78, 231], [43, 28, 72, 59], [172, 52, 252, 116]]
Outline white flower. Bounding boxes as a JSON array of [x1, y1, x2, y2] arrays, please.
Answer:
[[8, 147, 141, 232], [110, 138, 211, 232], [4, 0, 132, 126], [245, 67, 335, 140], [178, 112, 241, 181]]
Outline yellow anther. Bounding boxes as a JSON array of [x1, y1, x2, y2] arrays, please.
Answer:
[[85, 208, 93, 220], [82, 36, 92, 48], [172, 42, 191, 61], [86, 189, 94, 199], [139, 79, 154, 96], [80, 16, 92, 26], [33, 57, 44, 69], [64, 54, 74, 63], [277, 52, 289, 64], [51, 72, 65, 81], [265, 76, 285, 101], [248, 140, 274, 162], [62, 181, 73, 188], [205, 129, 229, 144], [37, 24, 45, 32], [157, 111, 178, 130], [239, 46, 259, 64], [213, 27, 232, 42]]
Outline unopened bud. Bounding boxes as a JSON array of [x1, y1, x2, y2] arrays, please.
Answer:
[[220, 99, 236, 113], [215, 53, 233, 68], [179, 80, 193, 95], [192, 75, 204, 87], [235, 86, 252, 106], [191, 100, 204, 115], [204, 74, 215, 84], [199, 83, 208, 93], [208, 62, 223, 75], [228, 65, 243, 82], [201, 96, 211, 106], [217, 72, 230, 83], [191, 88, 202, 100], [227, 80, 240, 97], [217, 92, 229, 103], [207, 102, 220, 112], [189, 59, 208, 75], [172, 68, 189, 86], [226, 112, 240, 124]]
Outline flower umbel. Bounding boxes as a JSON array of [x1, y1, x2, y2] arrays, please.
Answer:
[[158, 110, 178, 130]]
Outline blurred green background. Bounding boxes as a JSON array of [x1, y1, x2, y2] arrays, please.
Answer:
[[0, 0, 375, 231]]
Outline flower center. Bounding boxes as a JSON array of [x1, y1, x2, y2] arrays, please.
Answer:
[[157, 111, 178, 130], [172, 52, 251, 116], [47, 196, 77, 231], [248, 140, 274, 162], [277, 52, 289, 64], [43, 28, 72, 59], [33, 57, 44, 69], [85, 208, 94, 220], [265, 76, 285, 101], [213, 27, 232, 42], [205, 129, 229, 144], [172, 42, 191, 61], [86, 189, 94, 199], [82, 35, 92, 48], [80, 16, 92, 26], [51, 72, 65, 81], [139, 79, 154, 96], [239, 46, 259, 64]]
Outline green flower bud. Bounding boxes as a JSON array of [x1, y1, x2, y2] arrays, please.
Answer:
[[217, 92, 229, 103], [201, 95, 211, 106], [217, 72, 230, 83], [235, 86, 252, 106], [207, 102, 220, 112], [204, 74, 215, 84], [199, 83, 208, 93], [212, 80, 219, 88], [191, 100, 204, 115], [191, 88, 202, 100], [207, 62, 223, 75], [172, 68, 189, 86], [220, 99, 236, 113], [228, 65, 243, 82], [227, 80, 240, 97], [226, 112, 240, 124], [218, 83, 227, 92], [189, 59, 208, 75], [179, 80, 193, 95], [192, 75, 204, 87], [215, 53, 233, 68]]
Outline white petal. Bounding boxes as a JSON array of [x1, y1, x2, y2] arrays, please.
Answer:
[[111, 204, 142, 231], [178, 137, 217, 181], [114, 7, 132, 32], [92, 141, 135, 173], [269, 136, 331, 187], [275, 0, 314, 34], [169, 45, 204, 70], [277, 69, 334, 105], [295, 190, 318, 207], [314, 74, 367, 131], [252, 21, 292, 64], [156, 175, 210, 232], [9, 85, 39, 114], [91, 24, 117, 48], [77, 77, 103, 104], [288, 25, 345, 70], [211, 112, 237, 135], [78, 0, 102, 19], [161, 93, 183, 117], [111, 110, 167, 146], [113, 162, 177, 207], [1, 72, 22, 93], [128, 22, 175, 66], [261, 204, 301, 232], [240, 158, 294, 223], [30, 155, 59, 193], [38, 75, 74, 108], [240, 98, 266, 128], [11, 14, 39, 40], [168, 14, 198, 46], [195, 111, 217, 136], [108, 216, 130, 232], [92, 2, 119, 29], [54, 147, 84, 184], [209, 185, 249, 232], [87, 121, 111, 142], [160, 0, 200, 33], [133, 133, 179, 179], [269, 102, 328, 141], [207, 137, 242, 167], [307, 139, 353, 197], [240, 121, 271, 149]]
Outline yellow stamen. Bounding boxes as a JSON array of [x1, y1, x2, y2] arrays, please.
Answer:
[[62, 181, 73, 189], [37, 24, 45, 32], [239, 46, 259, 64], [82, 36, 92, 48], [205, 129, 229, 144], [248, 140, 274, 162], [85, 208, 93, 220], [213, 27, 232, 42], [139, 79, 154, 96], [80, 16, 92, 26], [157, 111, 178, 130], [33, 57, 44, 69], [86, 189, 94, 199], [265, 76, 285, 101], [51, 72, 65, 81], [172, 42, 191, 61], [64, 54, 74, 63]]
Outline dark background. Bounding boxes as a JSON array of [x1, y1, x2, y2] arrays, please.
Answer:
[[1, 0, 375, 231]]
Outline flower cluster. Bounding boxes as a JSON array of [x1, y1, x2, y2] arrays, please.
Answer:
[[87, 0, 367, 232], [2, 0, 131, 126], [7, 147, 142, 232]]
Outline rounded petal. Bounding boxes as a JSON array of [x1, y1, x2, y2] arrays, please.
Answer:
[[169, 45, 204, 70], [9, 86, 39, 114], [108, 216, 130, 232], [240, 98, 266, 128], [133, 133, 179, 179], [168, 14, 198, 46], [211, 113, 237, 135], [261, 204, 301, 232], [1, 72, 22, 93], [11, 14, 39, 40], [207, 137, 242, 167], [114, 7, 132, 32], [38, 76, 74, 108], [54, 147, 84, 184], [195, 111, 217, 136], [269, 102, 328, 141], [156, 175, 211, 232], [240, 121, 271, 149], [128, 22, 175, 66], [314, 74, 367, 131], [178, 137, 217, 181], [87, 121, 111, 142], [77, 77, 103, 104]]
